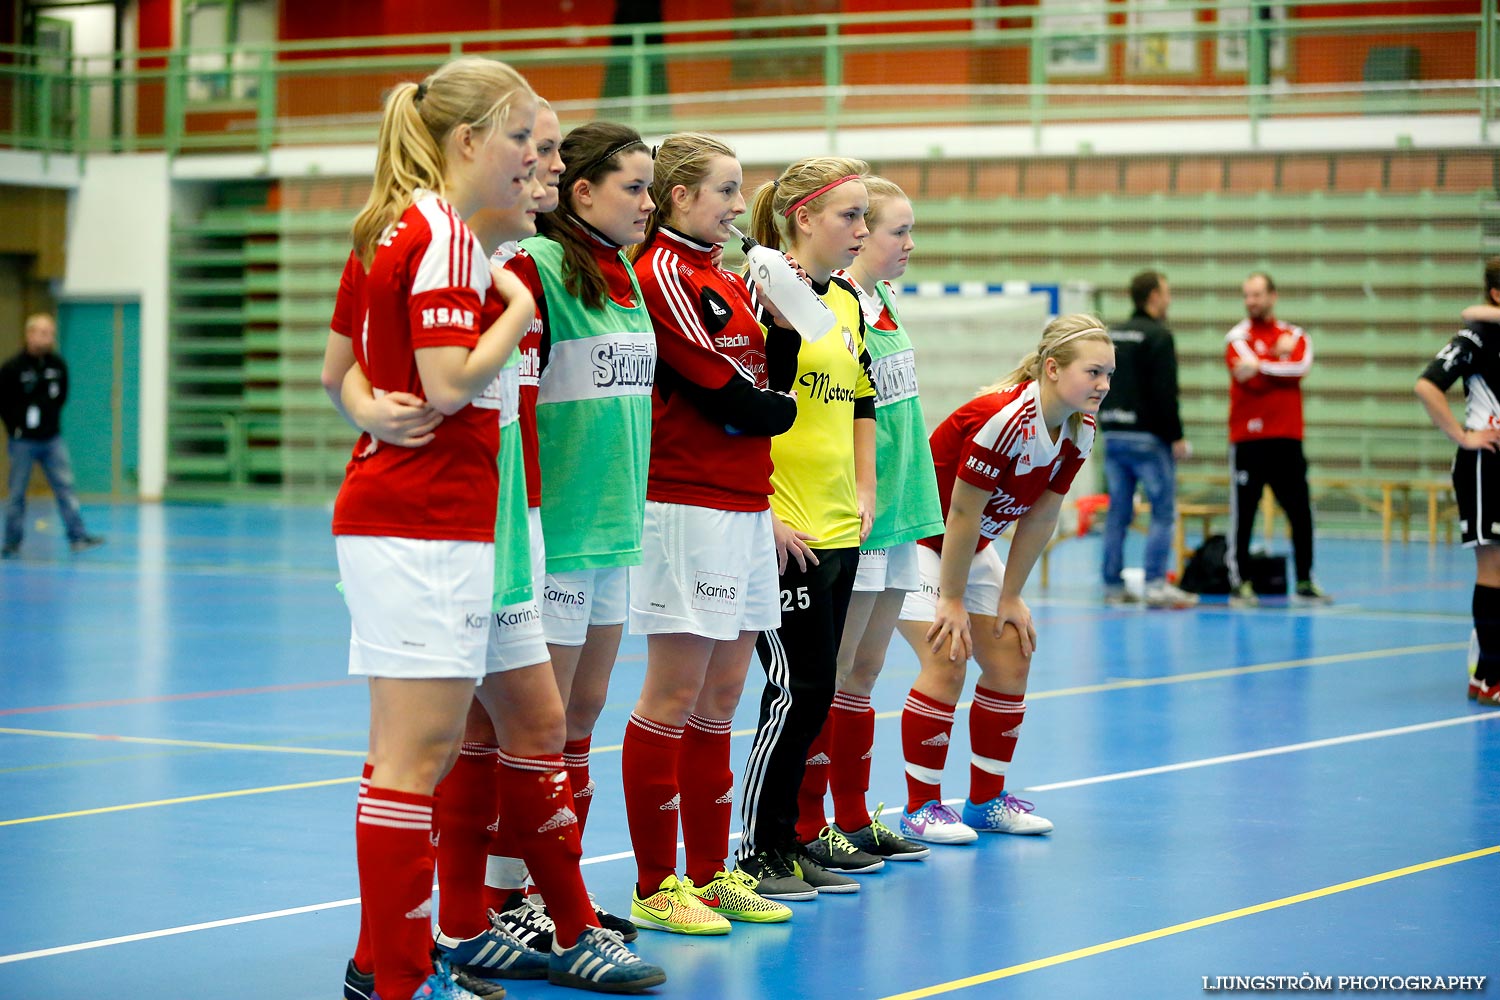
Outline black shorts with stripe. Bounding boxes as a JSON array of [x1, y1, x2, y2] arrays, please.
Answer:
[[1452, 447, 1500, 547]]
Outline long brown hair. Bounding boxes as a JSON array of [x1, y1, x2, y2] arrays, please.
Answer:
[[351, 57, 534, 267], [534, 121, 648, 310]]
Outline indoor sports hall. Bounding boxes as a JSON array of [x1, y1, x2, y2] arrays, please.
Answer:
[[1, 3, 1497, 998]]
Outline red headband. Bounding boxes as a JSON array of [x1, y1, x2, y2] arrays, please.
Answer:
[[782, 174, 861, 218]]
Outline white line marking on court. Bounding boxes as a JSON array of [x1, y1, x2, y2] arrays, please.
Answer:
[[3, 710, 1493, 966], [1023, 712, 1500, 793]]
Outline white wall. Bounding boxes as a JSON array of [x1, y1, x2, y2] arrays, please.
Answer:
[[44, 3, 116, 150], [61, 154, 171, 500]]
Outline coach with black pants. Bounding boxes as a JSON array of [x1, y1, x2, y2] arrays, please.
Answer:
[[1223, 273, 1328, 607]]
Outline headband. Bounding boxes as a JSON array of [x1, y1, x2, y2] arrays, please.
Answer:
[[577, 138, 649, 179], [1043, 326, 1108, 355], [782, 174, 860, 218]]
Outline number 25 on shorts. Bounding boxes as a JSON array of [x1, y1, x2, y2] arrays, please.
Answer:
[[780, 586, 811, 611]]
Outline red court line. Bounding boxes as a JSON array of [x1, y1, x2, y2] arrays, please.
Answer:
[[0, 678, 363, 717]]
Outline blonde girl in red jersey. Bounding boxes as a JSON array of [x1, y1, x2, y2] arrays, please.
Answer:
[[894, 315, 1114, 846], [329, 62, 664, 999], [620, 132, 800, 933]]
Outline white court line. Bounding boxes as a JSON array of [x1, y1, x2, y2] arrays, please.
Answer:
[[2, 710, 1495, 966], [1024, 712, 1500, 793]]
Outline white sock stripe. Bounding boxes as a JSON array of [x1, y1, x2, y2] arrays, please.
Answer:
[[970, 753, 1009, 775], [563, 753, 590, 767], [972, 694, 1025, 713], [832, 692, 873, 711], [904, 761, 945, 785], [357, 815, 433, 831], [497, 750, 564, 773], [357, 798, 432, 818], [686, 714, 732, 734], [359, 805, 434, 824], [627, 713, 685, 740], [903, 698, 956, 723], [460, 742, 500, 757]]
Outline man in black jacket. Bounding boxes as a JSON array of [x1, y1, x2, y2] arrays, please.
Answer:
[[1098, 271, 1194, 607], [1, 313, 103, 557]]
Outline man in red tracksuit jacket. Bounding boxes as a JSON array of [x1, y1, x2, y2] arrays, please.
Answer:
[[1224, 272, 1331, 607]]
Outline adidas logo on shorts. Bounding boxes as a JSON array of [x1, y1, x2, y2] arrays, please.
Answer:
[[921, 733, 950, 747], [538, 807, 578, 833], [405, 897, 433, 920], [659, 793, 681, 812], [806, 752, 831, 765]]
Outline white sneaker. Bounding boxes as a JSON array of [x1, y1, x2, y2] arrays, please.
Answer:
[[962, 791, 1054, 835], [1144, 581, 1199, 609], [898, 800, 978, 844]]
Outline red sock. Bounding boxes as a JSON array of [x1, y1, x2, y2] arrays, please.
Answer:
[[969, 685, 1024, 804], [679, 714, 733, 886], [829, 691, 875, 831], [794, 719, 832, 844], [621, 713, 683, 896], [357, 787, 437, 1000], [902, 689, 955, 813], [353, 761, 375, 974], [495, 749, 598, 949], [563, 736, 593, 833], [482, 799, 528, 915], [434, 743, 497, 939]]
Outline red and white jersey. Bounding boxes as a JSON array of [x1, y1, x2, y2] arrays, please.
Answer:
[[332, 191, 501, 543], [635, 226, 774, 511], [921, 379, 1093, 553], [1224, 316, 1310, 444], [330, 250, 365, 341]]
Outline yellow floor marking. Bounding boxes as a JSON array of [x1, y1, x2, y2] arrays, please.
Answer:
[[0, 776, 361, 827], [0, 727, 365, 757], [879, 844, 1500, 1000]]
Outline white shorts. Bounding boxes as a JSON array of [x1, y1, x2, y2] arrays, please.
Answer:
[[336, 535, 494, 680], [898, 543, 1007, 622], [486, 508, 549, 673], [628, 501, 781, 641], [542, 565, 629, 647], [853, 540, 921, 594]]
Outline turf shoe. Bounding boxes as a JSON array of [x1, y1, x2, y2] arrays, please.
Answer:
[[790, 845, 859, 894], [734, 848, 817, 902], [802, 825, 884, 873], [531, 892, 638, 943], [492, 896, 554, 953], [962, 790, 1054, 835], [685, 868, 793, 923], [409, 957, 486, 1000], [548, 927, 668, 993], [899, 800, 977, 844], [629, 874, 730, 935], [1475, 678, 1500, 707], [434, 920, 549, 980], [832, 804, 930, 861], [344, 958, 374, 1000], [1292, 579, 1333, 605]]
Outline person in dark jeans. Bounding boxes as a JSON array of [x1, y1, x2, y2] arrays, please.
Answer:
[[1098, 270, 1196, 608], [0, 313, 103, 558]]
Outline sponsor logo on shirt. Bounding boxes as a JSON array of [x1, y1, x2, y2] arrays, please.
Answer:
[[420, 306, 477, 330], [591, 341, 655, 388], [798, 370, 858, 404], [964, 454, 1004, 480], [871, 350, 920, 407], [691, 571, 740, 615], [715, 333, 751, 349]]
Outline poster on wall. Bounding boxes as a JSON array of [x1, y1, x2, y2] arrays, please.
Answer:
[[1216, 1, 1287, 75], [1126, 0, 1199, 76], [1042, 0, 1109, 77]]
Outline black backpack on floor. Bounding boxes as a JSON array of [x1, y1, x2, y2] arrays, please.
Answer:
[[1181, 534, 1231, 595]]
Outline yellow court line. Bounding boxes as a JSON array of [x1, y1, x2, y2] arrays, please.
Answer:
[[0, 776, 362, 827], [879, 843, 1500, 1000], [0, 727, 366, 758]]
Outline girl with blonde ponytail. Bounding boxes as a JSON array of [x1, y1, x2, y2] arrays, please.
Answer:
[[732, 156, 885, 896], [327, 62, 665, 999], [892, 314, 1115, 847]]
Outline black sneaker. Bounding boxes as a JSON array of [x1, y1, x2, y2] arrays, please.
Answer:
[[735, 847, 817, 901], [453, 967, 509, 998], [493, 895, 554, 953], [803, 825, 885, 873], [533, 891, 638, 943], [832, 809, 930, 861], [343, 958, 374, 1000], [1292, 579, 1333, 605], [790, 845, 859, 894], [69, 535, 105, 553], [1, 545, 17, 560]]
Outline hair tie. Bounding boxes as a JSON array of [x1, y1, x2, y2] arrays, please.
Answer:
[[650, 144, 659, 159], [414, 82, 428, 103], [1043, 326, 1108, 355], [772, 178, 780, 189], [782, 174, 860, 218]]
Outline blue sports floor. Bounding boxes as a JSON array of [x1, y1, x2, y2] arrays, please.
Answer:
[[1, 501, 1497, 999]]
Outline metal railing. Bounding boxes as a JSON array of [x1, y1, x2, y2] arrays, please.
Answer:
[[2, 0, 1495, 160]]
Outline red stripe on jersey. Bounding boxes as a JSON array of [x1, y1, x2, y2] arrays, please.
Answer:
[[651, 250, 712, 352]]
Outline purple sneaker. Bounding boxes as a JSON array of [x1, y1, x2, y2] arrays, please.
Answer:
[[898, 800, 977, 845]]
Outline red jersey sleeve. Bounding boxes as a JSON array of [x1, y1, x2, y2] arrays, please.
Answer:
[[407, 202, 490, 352], [330, 251, 364, 338], [954, 406, 1019, 493]]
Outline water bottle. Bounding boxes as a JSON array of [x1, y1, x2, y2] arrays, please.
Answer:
[[727, 224, 838, 343]]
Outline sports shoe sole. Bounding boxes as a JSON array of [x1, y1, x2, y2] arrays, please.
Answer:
[[804, 851, 884, 874], [547, 969, 668, 994], [899, 822, 978, 845], [628, 910, 730, 935], [751, 883, 818, 902], [459, 960, 548, 982]]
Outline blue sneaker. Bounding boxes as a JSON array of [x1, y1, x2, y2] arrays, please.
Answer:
[[549, 927, 667, 993], [435, 918, 549, 980], [404, 957, 485, 1000], [898, 800, 977, 845], [962, 790, 1054, 835]]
